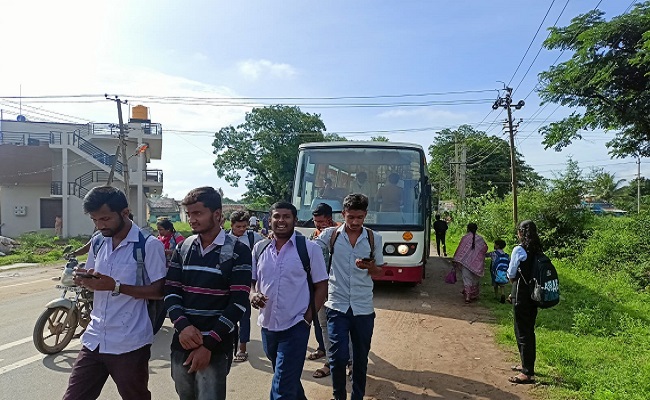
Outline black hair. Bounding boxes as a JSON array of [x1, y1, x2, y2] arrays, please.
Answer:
[[182, 186, 222, 212], [388, 172, 400, 184], [343, 193, 369, 211], [435, 214, 441, 221], [270, 201, 297, 218], [467, 222, 478, 249], [356, 171, 367, 180], [230, 210, 249, 224], [83, 186, 128, 214], [518, 220, 543, 254], [494, 239, 506, 250], [157, 219, 176, 233], [312, 203, 333, 218]]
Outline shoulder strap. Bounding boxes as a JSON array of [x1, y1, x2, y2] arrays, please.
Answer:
[[253, 238, 272, 263], [296, 235, 317, 324], [328, 228, 341, 273], [91, 234, 105, 260], [365, 227, 375, 260], [179, 234, 198, 265], [247, 231, 255, 248], [134, 229, 151, 286]]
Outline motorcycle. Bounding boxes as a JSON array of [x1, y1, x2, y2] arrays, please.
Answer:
[[33, 246, 94, 354]]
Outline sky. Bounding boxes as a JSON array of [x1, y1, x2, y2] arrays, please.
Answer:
[[0, 0, 641, 201]]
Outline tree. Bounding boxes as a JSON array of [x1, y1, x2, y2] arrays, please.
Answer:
[[537, 3, 650, 158], [212, 105, 343, 204], [427, 125, 542, 199], [370, 135, 390, 142], [585, 168, 626, 203]]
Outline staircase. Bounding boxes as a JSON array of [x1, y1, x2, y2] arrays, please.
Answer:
[[71, 133, 124, 175], [68, 170, 110, 198]]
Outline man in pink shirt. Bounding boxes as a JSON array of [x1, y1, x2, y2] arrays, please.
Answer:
[[251, 201, 328, 400]]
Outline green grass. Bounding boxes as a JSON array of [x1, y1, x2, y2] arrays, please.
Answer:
[[444, 229, 650, 399], [0, 232, 87, 267]]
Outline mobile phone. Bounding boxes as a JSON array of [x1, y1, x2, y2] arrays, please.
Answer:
[[75, 273, 98, 279]]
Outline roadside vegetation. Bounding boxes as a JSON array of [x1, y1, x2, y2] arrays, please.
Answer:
[[442, 175, 650, 398], [0, 233, 86, 267]]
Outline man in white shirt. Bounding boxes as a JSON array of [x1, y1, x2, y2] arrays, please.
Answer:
[[63, 186, 166, 400]]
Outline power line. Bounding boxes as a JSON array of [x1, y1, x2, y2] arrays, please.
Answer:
[[512, 0, 571, 95], [507, 0, 558, 87]]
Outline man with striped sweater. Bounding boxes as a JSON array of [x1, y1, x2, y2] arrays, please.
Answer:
[[165, 187, 252, 400]]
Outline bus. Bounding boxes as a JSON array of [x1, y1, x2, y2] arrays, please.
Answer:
[[292, 141, 432, 284]]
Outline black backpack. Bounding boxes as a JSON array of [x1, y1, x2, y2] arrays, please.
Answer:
[[520, 252, 560, 309], [253, 235, 317, 322]]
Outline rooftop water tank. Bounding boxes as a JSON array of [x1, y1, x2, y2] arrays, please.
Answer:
[[131, 105, 149, 121]]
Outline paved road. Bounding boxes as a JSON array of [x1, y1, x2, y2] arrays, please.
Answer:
[[0, 260, 531, 400]]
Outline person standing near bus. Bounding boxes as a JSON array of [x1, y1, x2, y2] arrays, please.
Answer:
[[317, 194, 384, 400], [433, 214, 448, 257], [228, 210, 264, 363], [251, 201, 328, 399]]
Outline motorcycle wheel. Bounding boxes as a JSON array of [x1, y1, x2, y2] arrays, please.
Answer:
[[33, 306, 79, 354]]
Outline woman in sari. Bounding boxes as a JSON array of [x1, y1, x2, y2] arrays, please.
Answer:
[[452, 223, 488, 303]]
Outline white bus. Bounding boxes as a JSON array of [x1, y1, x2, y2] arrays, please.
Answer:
[[292, 141, 432, 284]]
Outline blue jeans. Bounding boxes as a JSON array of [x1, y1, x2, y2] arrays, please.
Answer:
[[327, 307, 375, 400], [171, 349, 230, 400], [239, 303, 252, 344], [261, 321, 310, 400]]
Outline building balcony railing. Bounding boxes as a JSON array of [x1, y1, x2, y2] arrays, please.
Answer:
[[145, 169, 163, 183], [0, 131, 61, 145], [90, 123, 162, 136]]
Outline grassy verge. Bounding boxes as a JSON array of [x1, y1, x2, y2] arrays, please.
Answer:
[[0, 233, 87, 267], [445, 229, 650, 399]]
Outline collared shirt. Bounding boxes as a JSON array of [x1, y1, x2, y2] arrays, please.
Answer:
[[317, 225, 383, 316], [229, 231, 264, 250], [508, 245, 528, 279], [252, 232, 328, 332], [199, 229, 226, 256], [82, 223, 167, 355]]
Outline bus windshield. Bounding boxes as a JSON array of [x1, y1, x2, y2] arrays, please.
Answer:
[[292, 145, 427, 229]]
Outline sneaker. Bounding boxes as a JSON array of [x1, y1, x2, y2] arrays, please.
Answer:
[[500, 295, 506, 304]]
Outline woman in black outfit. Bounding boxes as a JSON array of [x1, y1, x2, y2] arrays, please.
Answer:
[[508, 220, 542, 384]]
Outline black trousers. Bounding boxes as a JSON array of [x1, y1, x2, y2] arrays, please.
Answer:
[[435, 233, 446, 256], [512, 279, 538, 376]]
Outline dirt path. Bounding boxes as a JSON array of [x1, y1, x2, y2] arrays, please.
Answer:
[[305, 256, 533, 400]]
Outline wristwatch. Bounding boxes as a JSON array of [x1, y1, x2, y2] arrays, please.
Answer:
[[112, 280, 121, 296]]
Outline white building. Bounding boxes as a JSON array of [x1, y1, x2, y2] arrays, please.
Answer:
[[0, 106, 163, 238]]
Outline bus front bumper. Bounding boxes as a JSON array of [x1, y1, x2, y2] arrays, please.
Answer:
[[373, 264, 423, 284]]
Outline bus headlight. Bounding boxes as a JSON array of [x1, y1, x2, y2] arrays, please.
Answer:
[[384, 244, 396, 254], [397, 244, 409, 255]]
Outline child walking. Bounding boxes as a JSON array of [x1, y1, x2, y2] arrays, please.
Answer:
[[487, 239, 510, 303]]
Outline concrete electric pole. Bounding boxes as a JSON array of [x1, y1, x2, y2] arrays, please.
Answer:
[[105, 95, 129, 195], [493, 87, 525, 230]]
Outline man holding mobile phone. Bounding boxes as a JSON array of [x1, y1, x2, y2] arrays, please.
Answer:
[[63, 186, 166, 400], [317, 193, 383, 400]]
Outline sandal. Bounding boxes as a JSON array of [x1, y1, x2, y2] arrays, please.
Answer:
[[313, 365, 331, 378], [508, 373, 535, 384], [307, 349, 326, 361], [234, 351, 248, 362]]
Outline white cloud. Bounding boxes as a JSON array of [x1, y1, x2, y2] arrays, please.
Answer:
[[237, 59, 297, 81]]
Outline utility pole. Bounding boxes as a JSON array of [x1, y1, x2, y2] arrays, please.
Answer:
[[105, 95, 129, 195], [459, 143, 467, 201], [493, 87, 525, 230], [638, 157, 641, 214]]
